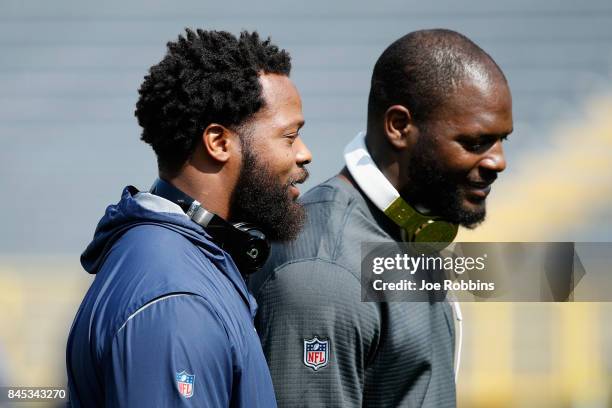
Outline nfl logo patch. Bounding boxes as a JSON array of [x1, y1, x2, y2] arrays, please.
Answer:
[[175, 370, 195, 398], [303, 337, 329, 371]]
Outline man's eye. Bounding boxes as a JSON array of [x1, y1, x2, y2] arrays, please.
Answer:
[[285, 133, 299, 143], [463, 137, 506, 152], [463, 141, 485, 152]]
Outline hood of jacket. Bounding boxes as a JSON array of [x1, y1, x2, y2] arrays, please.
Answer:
[[80, 186, 255, 313]]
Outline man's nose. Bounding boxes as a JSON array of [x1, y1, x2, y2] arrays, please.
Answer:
[[480, 140, 506, 173], [294, 136, 313, 166]]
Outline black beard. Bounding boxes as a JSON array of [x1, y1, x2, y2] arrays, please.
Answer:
[[404, 140, 486, 228], [229, 148, 307, 241]]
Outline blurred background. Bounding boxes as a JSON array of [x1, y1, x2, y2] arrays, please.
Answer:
[[1, 0, 611, 406]]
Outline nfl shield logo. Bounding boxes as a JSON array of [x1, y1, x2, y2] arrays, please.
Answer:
[[303, 337, 329, 371], [176, 370, 195, 398]]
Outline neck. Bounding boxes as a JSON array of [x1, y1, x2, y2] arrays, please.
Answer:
[[338, 166, 355, 187], [162, 166, 232, 220], [339, 167, 403, 240], [365, 131, 404, 192]]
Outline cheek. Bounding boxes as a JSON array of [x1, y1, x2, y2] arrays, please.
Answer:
[[441, 145, 481, 175], [429, 146, 466, 176], [257, 143, 294, 175], [281, 147, 296, 174]]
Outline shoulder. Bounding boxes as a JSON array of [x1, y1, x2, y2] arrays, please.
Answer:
[[300, 176, 362, 215], [115, 223, 200, 259], [99, 223, 222, 294], [252, 257, 358, 298], [89, 226, 237, 357], [251, 258, 377, 325], [95, 223, 224, 313]]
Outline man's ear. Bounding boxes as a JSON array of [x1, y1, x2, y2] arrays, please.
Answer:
[[383, 105, 418, 150], [201, 123, 239, 163]]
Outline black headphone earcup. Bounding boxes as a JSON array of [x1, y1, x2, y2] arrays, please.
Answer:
[[149, 178, 271, 275], [228, 223, 271, 274]]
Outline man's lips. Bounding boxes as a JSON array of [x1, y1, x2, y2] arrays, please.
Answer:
[[288, 170, 309, 199], [465, 181, 493, 200]]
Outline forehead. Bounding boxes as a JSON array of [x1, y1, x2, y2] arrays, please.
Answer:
[[255, 73, 303, 125], [436, 76, 513, 135]]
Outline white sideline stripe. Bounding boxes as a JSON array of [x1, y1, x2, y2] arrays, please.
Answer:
[[117, 294, 192, 333]]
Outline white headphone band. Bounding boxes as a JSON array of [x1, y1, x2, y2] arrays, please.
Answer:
[[343, 131, 458, 242]]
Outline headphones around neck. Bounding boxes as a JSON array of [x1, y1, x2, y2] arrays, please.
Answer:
[[149, 178, 270, 275], [344, 132, 459, 244]]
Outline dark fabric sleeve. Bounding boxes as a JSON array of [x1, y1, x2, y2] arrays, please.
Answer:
[[253, 259, 380, 408], [103, 294, 233, 407]]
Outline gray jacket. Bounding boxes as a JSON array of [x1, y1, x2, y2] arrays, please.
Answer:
[[249, 176, 457, 407]]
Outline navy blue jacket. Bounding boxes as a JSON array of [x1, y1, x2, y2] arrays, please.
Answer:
[[66, 187, 277, 407]]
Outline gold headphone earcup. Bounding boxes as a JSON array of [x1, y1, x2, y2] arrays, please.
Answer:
[[414, 221, 459, 245]]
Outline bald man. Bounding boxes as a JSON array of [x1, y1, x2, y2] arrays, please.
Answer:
[[249, 29, 513, 407]]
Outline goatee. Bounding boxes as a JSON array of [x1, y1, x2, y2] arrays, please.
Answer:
[[404, 140, 486, 228], [230, 148, 308, 241]]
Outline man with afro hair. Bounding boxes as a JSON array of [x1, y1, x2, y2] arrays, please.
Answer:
[[67, 28, 311, 407]]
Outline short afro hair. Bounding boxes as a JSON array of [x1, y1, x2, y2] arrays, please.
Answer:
[[135, 28, 291, 174], [367, 29, 506, 127]]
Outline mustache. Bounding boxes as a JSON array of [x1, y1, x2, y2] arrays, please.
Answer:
[[466, 177, 497, 188], [288, 167, 310, 185], [468, 170, 499, 186]]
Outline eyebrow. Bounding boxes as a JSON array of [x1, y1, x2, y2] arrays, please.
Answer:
[[285, 120, 305, 133], [461, 132, 510, 141]]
